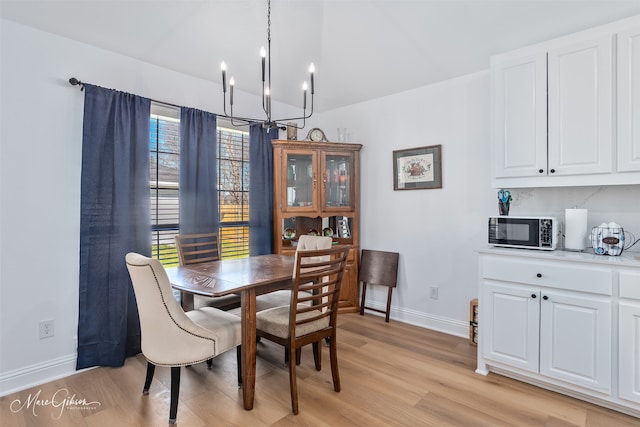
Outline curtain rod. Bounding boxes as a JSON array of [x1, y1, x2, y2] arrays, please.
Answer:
[[68, 77, 184, 109], [68, 77, 260, 128]]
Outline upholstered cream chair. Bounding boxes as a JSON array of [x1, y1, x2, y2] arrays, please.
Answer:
[[125, 253, 241, 425], [255, 245, 350, 414]]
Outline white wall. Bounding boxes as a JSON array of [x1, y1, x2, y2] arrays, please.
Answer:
[[317, 72, 497, 333], [1, 19, 639, 396], [0, 20, 297, 395], [317, 71, 640, 333]]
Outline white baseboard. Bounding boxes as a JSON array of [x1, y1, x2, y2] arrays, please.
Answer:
[[360, 300, 469, 338], [0, 353, 79, 397]]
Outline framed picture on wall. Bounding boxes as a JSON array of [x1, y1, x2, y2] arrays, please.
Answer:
[[393, 144, 442, 190]]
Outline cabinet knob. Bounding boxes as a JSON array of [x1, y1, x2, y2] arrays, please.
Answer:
[[536, 273, 542, 278], [531, 294, 537, 299], [539, 169, 544, 174], [542, 295, 549, 301], [550, 169, 556, 174]]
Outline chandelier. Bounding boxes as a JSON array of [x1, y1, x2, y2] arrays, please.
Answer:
[[220, 0, 315, 131]]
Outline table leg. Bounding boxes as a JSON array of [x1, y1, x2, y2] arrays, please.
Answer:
[[181, 291, 194, 311], [240, 289, 257, 410]]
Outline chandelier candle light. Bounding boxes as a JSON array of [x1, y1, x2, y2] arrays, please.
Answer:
[[221, 0, 315, 130]]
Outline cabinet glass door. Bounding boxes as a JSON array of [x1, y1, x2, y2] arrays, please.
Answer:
[[322, 153, 353, 210], [284, 151, 317, 210]]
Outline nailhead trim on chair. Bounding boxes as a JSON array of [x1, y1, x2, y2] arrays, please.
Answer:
[[127, 260, 219, 367]]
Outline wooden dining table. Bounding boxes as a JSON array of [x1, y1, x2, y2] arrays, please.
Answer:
[[164, 254, 294, 410]]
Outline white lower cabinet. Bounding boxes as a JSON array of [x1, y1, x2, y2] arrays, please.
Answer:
[[619, 271, 640, 404], [539, 290, 611, 393], [477, 249, 640, 417], [619, 302, 640, 404], [483, 282, 611, 393], [483, 283, 540, 372]]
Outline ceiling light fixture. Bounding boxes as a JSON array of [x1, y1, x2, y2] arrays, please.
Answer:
[[220, 0, 314, 131]]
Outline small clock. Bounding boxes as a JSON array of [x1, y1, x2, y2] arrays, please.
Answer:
[[306, 127, 327, 142]]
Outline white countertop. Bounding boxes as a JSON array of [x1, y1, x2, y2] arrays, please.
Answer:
[[476, 246, 640, 268]]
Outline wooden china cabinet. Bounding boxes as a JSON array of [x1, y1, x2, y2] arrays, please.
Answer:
[[272, 139, 362, 313]]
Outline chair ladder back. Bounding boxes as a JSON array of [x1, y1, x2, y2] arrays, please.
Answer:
[[175, 232, 220, 266], [291, 246, 349, 331]]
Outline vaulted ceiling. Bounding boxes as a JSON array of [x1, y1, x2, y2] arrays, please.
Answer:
[[3, 0, 640, 112]]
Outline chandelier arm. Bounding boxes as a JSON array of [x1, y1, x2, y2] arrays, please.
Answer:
[[272, 95, 314, 127], [262, 81, 267, 116], [219, 113, 261, 126], [222, 91, 229, 116], [274, 117, 305, 130], [230, 117, 253, 127]]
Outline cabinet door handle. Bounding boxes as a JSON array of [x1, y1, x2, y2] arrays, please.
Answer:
[[542, 295, 549, 301], [536, 273, 542, 278], [550, 169, 556, 174], [531, 294, 537, 299], [539, 169, 544, 174], [313, 173, 317, 189]]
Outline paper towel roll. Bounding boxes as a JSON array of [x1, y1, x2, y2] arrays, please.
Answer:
[[565, 209, 588, 251]]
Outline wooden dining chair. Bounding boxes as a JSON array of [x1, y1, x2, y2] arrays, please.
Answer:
[[255, 245, 351, 414], [175, 231, 222, 266], [256, 235, 333, 364], [254, 235, 333, 316], [125, 253, 242, 425], [359, 249, 399, 322], [174, 232, 241, 311]]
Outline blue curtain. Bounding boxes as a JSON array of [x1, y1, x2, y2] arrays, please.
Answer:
[[249, 124, 278, 255], [179, 108, 219, 235], [77, 84, 151, 369]]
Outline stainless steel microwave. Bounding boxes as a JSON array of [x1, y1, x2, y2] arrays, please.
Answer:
[[488, 216, 558, 250]]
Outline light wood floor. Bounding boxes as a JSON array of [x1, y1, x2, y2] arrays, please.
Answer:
[[2, 313, 639, 426]]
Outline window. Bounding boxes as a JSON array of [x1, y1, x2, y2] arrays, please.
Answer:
[[150, 103, 180, 266], [149, 103, 251, 266], [217, 126, 250, 259]]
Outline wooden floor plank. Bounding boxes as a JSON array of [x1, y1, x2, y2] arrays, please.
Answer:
[[1, 313, 638, 426]]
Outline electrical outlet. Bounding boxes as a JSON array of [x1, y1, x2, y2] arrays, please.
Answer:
[[429, 286, 439, 300], [39, 320, 54, 339]]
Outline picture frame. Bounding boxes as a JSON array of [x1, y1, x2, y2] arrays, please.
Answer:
[[393, 144, 442, 190]]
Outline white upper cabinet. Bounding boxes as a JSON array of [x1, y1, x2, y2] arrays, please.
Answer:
[[493, 53, 547, 178], [547, 35, 613, 176], [618, 25, 640, 172], [491, 15, 640, 188]]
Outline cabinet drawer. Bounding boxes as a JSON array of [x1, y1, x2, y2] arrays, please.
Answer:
[[620, 271, 640, 300], [482, 256, 612, 295]]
